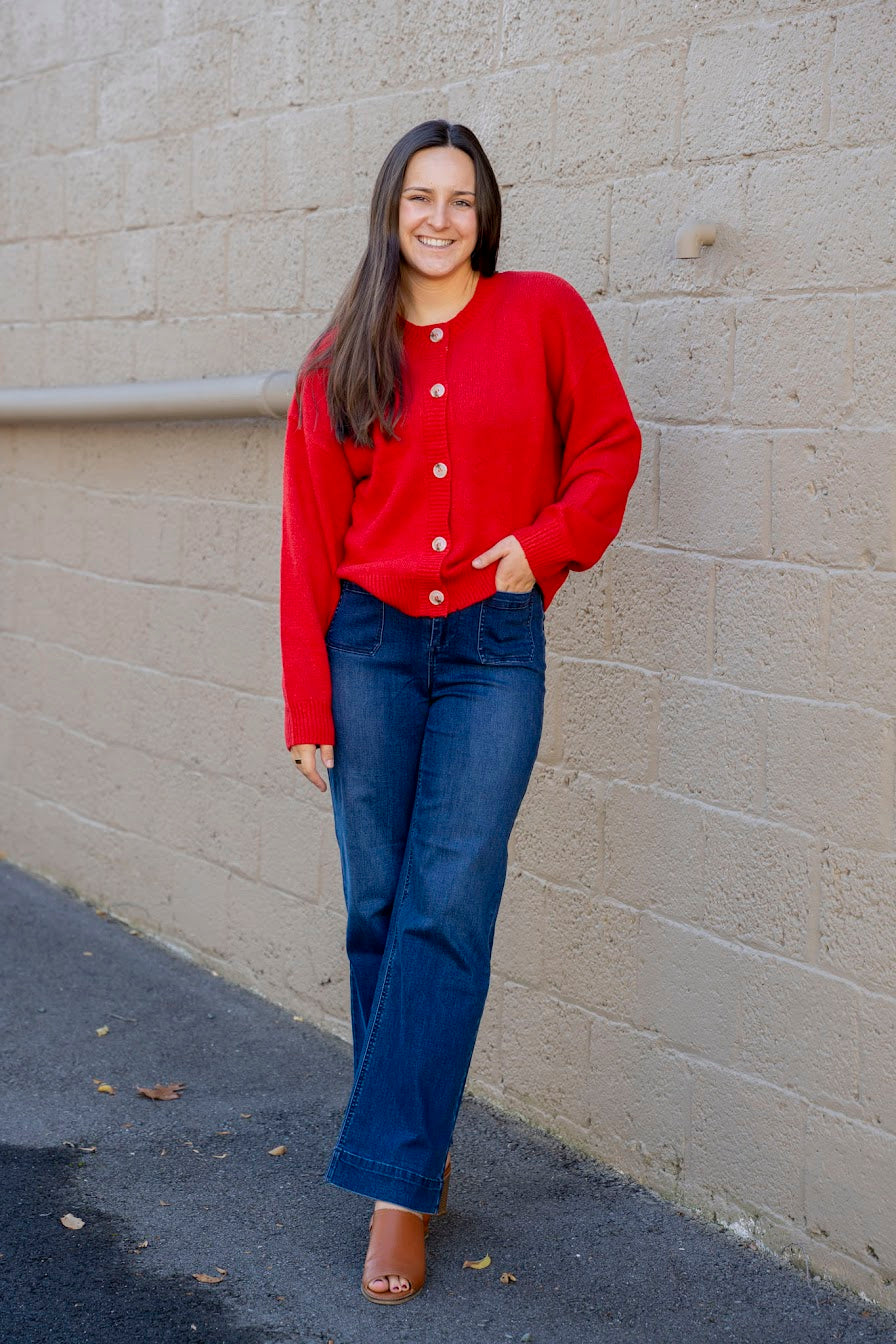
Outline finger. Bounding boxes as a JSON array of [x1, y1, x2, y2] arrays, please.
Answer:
[[472, 541, 506, 567], [293, 744, 327, 793]]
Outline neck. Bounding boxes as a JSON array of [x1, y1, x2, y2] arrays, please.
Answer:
[[399, 265, 479, 325]]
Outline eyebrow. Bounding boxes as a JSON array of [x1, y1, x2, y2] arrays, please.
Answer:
[[402, 185, 476, 195]]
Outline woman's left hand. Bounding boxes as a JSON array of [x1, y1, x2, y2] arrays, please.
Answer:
[[472, 534, 537, 592]]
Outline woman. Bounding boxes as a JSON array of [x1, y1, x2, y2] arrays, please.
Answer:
[[279, 120, 641, 1303]]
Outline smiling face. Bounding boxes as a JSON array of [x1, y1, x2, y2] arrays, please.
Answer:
[[397, 145, 478, 282]]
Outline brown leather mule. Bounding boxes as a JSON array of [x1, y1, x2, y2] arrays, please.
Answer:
[[360, 1152, 452, 1304]]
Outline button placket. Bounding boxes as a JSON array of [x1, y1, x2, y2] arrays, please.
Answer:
[[420, 325, 451, 608]]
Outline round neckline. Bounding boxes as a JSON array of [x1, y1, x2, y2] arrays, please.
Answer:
[[400, 269, 493, 335]]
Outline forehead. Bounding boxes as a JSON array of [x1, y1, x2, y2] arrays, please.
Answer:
[[402, 145, 476, 189]]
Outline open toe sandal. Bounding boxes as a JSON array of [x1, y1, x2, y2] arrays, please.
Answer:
[[361, 1207, 426, 1303], [360, 1152, 452, 1304]]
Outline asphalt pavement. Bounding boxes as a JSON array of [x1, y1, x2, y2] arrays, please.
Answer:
[[1, 857, 894, 1344]]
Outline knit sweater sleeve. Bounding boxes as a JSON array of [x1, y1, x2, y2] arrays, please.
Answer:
[[279, 370, 356, 750], [512, 276, 642, 584]]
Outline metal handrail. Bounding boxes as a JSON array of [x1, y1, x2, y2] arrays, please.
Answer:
[[0, 370, 296, 423]]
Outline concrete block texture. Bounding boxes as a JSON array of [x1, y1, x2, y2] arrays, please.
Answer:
[[635, 915, 742, 1061], [732, 296, 852, 427], [770, 429, 895, 568], [712, 560, 826, 697], [829, 0, 896, 147], [689, 1064, 807, 1223], [586, 1014, 692, 1196], [682, 15, 832, 160], [658, 427, 770, 557], [6, 156, 66, 240], [3, 0, 896, 1312]]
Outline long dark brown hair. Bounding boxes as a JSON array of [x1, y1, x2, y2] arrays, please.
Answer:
[[296, 120, 502, 446]]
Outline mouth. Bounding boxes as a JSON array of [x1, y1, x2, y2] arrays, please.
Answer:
[[415, 235, 455, 249]]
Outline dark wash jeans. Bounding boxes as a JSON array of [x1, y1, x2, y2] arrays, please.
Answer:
[[323, 577, 546, 1212]]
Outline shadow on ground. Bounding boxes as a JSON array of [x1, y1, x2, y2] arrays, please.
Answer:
[[0, 1142, 288, 1344]]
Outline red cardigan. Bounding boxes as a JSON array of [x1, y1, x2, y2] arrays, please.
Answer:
[[280, 269, 642, 749]]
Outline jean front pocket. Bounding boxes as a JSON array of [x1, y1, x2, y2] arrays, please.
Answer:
[[325, 582, 385, 655], [477, 586, 544, 667]]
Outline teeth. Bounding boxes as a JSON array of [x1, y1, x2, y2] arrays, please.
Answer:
[[418, 237, 453, 248]]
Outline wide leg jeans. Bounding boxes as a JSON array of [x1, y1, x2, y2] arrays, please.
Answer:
[[323, 578, 546, 1213]]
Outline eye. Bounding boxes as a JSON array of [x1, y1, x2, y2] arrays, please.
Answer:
[[454, 199, 474, 208]]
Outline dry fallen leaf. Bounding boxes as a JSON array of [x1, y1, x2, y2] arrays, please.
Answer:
[[95, 1025, 109, 1037], [60, 1213, 85, 1230], [79, 1145, 97, 1153], [95, 1082, 116, 1095], [240, 1113, 252, 1119], [192, 1269, 228, 1284], [136, 1082, 186, 1101], [462, 1253, 491, 1270], [499, 1271, 517, 1284], [211, 1153, 228, 1160], [216, 1130, 233, 1136], [83, 951, 93, 956], [267, 1144, 287, 1157]]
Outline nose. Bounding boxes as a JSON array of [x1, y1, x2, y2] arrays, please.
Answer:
[[428, 198, 449, 230]]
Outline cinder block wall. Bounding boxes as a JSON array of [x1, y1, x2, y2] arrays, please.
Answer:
[[2, 0, 894, 1308]]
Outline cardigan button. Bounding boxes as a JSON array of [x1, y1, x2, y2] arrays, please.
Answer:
[[429, 327, 444, 342], [429, 589, 445, 605], [431, 536, 447, 551], [432, 462, 447, 477], [430, 382, 446, 397]]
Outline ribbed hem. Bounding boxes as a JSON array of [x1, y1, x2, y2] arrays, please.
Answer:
[[335, 566, 506, 616], [284, 700, 335, 751]]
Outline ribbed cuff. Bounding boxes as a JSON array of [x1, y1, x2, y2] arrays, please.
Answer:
[[284, 699, 336, 750], [512, 512, 571, 585]]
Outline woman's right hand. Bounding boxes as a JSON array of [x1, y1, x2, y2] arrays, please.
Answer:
[[289, 744, 335, 793]]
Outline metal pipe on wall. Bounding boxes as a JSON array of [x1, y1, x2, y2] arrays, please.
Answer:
[[0, 370, 296, 423]]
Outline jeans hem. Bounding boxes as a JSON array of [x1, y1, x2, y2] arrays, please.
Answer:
[[325, 1145, 444, 1213]]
